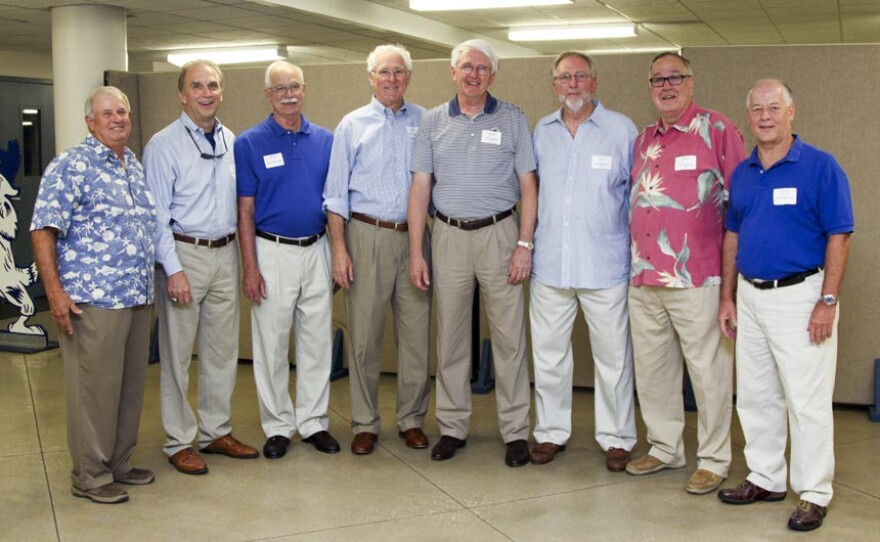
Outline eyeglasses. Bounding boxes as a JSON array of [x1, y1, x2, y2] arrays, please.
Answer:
[[554, 72, 592, 84], [185, 126, 227, 160], [373, 67, 409, 79], [268, 83, 303, 95], [457, 63, 492, 76], [648, 74, 692, 88]]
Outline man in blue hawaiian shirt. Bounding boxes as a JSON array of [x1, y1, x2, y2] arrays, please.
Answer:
[[31, 86, 157, 505]]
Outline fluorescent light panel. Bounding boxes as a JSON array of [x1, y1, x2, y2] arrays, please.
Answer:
[[22, 108, 39, 115], [411, 0, 571, 11], [509, 23, 637, 41], [167, 46, 285, 67]]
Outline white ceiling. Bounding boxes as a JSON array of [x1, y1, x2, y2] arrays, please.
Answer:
[[1, 0, 879, 70]]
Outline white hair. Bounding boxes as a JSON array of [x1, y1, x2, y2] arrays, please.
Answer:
[[264, 60, 304, 88], [451, 39, 498, 74], [84, 86, 131, 118], [367, 44, 413, 73], [746, 78, 794, 108]]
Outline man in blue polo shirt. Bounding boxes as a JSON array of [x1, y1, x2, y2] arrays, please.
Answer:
[[717, 79, 853, 532], [235, 60, 340, 460]]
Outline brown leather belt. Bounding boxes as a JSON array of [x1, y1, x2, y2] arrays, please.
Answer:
[[435, 208, 513, 231], [256, 229, 323, 247], [173, 232, 236, 248], [350, 212, 408, 232]]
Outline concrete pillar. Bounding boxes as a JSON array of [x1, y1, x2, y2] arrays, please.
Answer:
[[51, 5, 127, 153]]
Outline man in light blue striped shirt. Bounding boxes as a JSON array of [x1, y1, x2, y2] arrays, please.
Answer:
[[324, 44, 432, 456]]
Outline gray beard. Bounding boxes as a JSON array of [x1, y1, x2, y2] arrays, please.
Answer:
[[560, 95, 585, 113]]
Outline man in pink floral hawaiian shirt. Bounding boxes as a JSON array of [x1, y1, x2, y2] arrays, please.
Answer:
[[625, 52, 746, 496]]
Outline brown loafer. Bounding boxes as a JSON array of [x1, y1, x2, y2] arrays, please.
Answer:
[[201, 434, 260, 459], [718, 479, 787, 505], [788, 500, 828, 531], [351, 432, 378, 455], [398, 428, 429, 449], [605, 447, 631, 472], [530, 442, 565, 465], [169, 447, 208, 475]]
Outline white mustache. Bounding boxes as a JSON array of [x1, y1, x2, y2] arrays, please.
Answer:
[[281, 98, 299, 104]]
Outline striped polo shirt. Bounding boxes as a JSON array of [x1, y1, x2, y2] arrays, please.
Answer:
[[412, 93, 536, 219]]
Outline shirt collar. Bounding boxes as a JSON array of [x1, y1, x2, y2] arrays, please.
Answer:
[[447, 92, 498, 117], [648, 101, 700, 136], [85, 134, 132, 163], [539, 99, 605, 129], [179, 111, 221, 134], [268, 113, 311, 136], [369, 95, 410, 117], [748, 134, 802, 167]]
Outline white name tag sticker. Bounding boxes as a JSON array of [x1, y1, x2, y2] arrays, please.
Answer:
[[773, 187, 797, 205], [406, 126, 419, 137], [263, 153, 284, 169], [481, 129, 502, 145], [591, 155, 613, 170], [674, 155, 697, 171]]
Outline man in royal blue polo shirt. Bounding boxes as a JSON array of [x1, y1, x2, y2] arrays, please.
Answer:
[[717, 79, 854, 532], [235, 60, 340, 460]]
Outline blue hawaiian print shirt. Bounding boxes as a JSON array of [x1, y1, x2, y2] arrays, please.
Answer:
[[31, 135, 156, 309]]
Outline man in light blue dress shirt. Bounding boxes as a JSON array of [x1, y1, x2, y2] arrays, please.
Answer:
[[144, 60, 259, 476], [529, 52, 638, 469], [324, 44, 431, 455]]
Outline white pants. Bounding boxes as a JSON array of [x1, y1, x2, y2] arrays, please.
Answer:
[[251, 235, 333, 439], [736, 272, 836, 506], [530, 279, 637, 451]]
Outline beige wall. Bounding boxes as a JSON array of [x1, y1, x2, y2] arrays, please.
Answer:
[[108, 44, 880, 405], [0, 49, 53, 79]]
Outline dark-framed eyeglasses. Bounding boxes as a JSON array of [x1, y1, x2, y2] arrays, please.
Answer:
[[649, 74, 692, 88], [185, 126, 227, 160]]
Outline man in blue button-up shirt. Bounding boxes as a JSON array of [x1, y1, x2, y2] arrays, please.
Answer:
[[324, 44, 431, 455], [529, 52, 638, 469], [143, 60, 259, 476], [31, 86, 156, 504]]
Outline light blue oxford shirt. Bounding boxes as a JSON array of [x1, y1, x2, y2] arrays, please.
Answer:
[[532, 100, 638, 289], [143, 112, 237, 276], [323, 96, 425, 222]]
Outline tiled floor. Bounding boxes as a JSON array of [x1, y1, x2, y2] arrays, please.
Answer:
[[2, 348, 879, 542]]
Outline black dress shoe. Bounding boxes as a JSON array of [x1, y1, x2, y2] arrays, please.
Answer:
[[263, 435, 290, 459], [303, 431, 341, 454], [505, 439, 530, 467], [431, 435, 466, 461]]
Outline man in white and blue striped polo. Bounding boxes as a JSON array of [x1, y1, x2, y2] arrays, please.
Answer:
[[408, 39, 537, 468]]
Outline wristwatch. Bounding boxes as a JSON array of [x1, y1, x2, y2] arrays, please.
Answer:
[[821, 294, 838, 306], [516, 240, 534, 251]]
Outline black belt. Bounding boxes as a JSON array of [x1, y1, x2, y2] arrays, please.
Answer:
[[173, 232, 236, 248], [350, 212, 408, 232], [743, 267, 823, 290], [435, 208, 513, 231], [256, 230, 323, 247]]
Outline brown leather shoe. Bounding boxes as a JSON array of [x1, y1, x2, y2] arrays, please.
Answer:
[[169, 447, 208, 475], [788, 500, 827, 531], [530, 442, 565, 465], [398, 428, 429, 449], [605, 448, 631, 472], [351, 432, 377, 455], [201, 434, 260, 459], [718, 479, 787, 504]]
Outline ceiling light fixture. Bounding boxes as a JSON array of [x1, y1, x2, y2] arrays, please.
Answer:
[[166, 46, 286, 67], [410, 0, 572, 11], [509, 23, 638, 41]]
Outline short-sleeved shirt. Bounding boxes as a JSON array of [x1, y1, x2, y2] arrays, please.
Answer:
[[143, 112, 237, 276], [323, 97, 425, 222], [235, 114, 333, 237], [629, 102, 746, 288], [30, 135, 156, 308], [411, 93, 536, 218], [726, 136, 854, 280], [532, 101, 638, 289]]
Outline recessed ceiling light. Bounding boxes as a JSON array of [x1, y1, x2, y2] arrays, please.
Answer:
[[166, 46, 286, 67], [411, 0, 572, 11], [508, 23, 637, 41]]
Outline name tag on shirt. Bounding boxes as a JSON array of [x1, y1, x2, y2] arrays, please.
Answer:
[[674, 155, 697, 171], [481, 129, 501, 145], [773, 187, 797, 205], [591, 155, 613, 170], [406, 126, 419, 137], [263, 153, 284, 169]]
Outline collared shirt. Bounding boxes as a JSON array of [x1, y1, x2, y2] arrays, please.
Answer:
[[323, 96, 425, 222], [412, 93, 536, 218], [727, 135, 854, 280], [532, 101, 638, 289], [235, 114, 333, 238], [143, 112, 237, 276], [30, 135, 156, 308], [629, 102, 746, 288]]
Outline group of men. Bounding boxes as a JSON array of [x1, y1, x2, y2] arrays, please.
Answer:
[[31, 39, 852, 533]]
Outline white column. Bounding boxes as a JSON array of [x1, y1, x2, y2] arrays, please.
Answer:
[[51, 5, 127, 153]]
